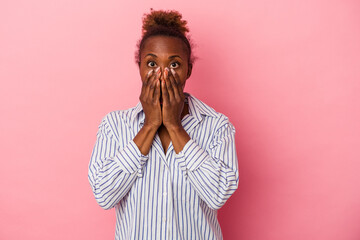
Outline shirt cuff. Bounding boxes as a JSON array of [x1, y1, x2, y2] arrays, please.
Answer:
[[175, 139, 209, 172], [114, 139, 149, 177]]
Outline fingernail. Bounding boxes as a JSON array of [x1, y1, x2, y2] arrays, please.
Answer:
[[147, 69, 153, 77], [156, 67, 161, 74], [164, 68, 169, 78], [171, 69, 176, 75]]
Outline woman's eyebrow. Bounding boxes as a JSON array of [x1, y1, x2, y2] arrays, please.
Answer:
[[169, 55, 182, 59], [145, 53, 182, 59], [145, 53, 157, 58]]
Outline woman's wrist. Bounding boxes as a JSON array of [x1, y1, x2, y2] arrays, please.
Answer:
[[166, 124, 190, 154], [133, 122, 159, 156], [143, 121, 161, 132], [164, 122, 183, 132]]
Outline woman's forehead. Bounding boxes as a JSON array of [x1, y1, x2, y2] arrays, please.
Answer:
[[141, 36, 188, 58]]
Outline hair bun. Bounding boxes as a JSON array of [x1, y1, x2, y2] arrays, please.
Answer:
[[141, 8, 189, 37]]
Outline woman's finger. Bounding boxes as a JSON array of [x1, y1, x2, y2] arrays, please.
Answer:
[[148, 74, 158, 101], [153, 79, 160, 102], [164, 68, 175, 102], [161, 77, 170, 105], [145, 67, 159, 100], [169, 68, 181, 100], [144, 69, 154, 88], [143, 71, 152, 99], [141, 69, 153, 98], [170, 68, 184, 100]]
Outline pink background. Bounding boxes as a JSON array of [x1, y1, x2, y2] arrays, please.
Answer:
[[1, 0, 359, 239]]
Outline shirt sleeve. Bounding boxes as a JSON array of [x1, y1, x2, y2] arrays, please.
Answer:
[[174, 118, 239, 210], [88, 115, 148, 210]]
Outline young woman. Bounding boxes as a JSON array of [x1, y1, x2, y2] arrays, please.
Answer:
[[88, 9, 239, 240]]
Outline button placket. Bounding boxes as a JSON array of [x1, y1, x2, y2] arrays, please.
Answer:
[[162, 164, 172, 225]]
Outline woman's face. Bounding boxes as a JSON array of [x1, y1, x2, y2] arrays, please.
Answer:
[[139, 35, 192, 89]]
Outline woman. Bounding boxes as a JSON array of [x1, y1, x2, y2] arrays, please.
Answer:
[[88, 9, 239, 240]]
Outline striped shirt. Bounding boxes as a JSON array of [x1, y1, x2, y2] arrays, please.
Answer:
[[88, 92, 239, 240]]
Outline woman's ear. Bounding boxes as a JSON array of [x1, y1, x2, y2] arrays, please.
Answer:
[[186, 63, 193, 79]]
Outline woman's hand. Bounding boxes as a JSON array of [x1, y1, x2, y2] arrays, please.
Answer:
[[161, 67, 185, 131], [139, 67, 162, 130]]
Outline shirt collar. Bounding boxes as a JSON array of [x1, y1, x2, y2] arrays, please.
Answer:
[[132, 100, 144, 123]]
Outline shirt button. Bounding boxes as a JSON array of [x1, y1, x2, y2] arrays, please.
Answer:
[[163, 192, 167, 196], [138, 169, 141, 173], [163, 217, 166, 222]]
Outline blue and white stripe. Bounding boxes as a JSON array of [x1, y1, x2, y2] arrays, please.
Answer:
[[88, 92, 239, 240]]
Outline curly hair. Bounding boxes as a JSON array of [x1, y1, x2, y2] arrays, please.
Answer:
[[134, 8, 197, 67]]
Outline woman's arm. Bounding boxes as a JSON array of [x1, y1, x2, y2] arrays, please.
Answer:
[[88, 116, 147, 209], [88, 68, 162, 210], [170, 118, 239, 210], [162, 68, 239, 210], [135, 67, 162, 155]]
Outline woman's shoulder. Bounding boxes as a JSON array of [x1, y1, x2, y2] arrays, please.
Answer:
[[186, 93, 236, 136], [187, 92, 232, 123], [98, 104, 141, 130]]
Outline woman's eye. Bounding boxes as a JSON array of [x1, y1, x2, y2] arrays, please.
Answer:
[[170, 62, 180, 68], [147, 61, 156, 67]]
